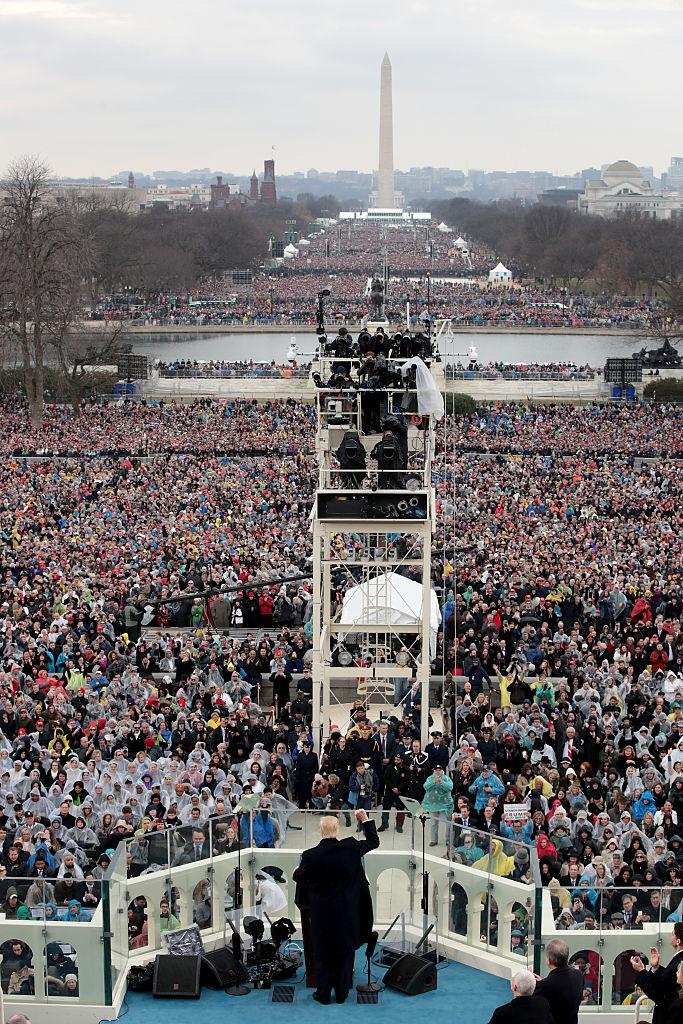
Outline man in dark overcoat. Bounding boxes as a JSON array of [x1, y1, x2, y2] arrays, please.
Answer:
[[293, 808, 379, 1004]]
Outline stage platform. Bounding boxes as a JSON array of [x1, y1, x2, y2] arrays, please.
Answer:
[[114, 950, 510, 1024]]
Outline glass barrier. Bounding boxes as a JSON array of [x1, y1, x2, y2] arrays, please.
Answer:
[[1, 812, 680, 1014], [0, 875, 99, 924], [443, 820, 537, 967], [102, 842, 130, 999], [121, 808, 539, 973], [124, 806, 454, 881], [0, 875, 108, 1006], [541, 881, 681, 1011]]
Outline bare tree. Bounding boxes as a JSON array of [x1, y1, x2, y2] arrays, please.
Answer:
[[0, 156, 85, 426], [67, 189, 141, 309]]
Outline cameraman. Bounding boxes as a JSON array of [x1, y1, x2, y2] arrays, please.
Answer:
[[372, 417, 407, 489]]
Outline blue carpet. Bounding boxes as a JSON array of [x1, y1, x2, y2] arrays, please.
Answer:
[[115, 952, 510, 1024]]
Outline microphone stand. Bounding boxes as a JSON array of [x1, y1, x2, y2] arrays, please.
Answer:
[[356, 931, 382, 994], [232, 795, 260, 930], [401, 797, 429, 917], [224, 919, 251, 997]]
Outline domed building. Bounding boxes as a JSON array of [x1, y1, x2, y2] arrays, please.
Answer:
[[579, 159, 683, 219], [601, 159, 644, 186]]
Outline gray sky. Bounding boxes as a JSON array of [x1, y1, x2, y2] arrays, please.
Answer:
[[0, 0, 681, 178]]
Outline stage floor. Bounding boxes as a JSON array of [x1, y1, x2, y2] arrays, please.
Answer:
[[117, 952, 510, 1024]]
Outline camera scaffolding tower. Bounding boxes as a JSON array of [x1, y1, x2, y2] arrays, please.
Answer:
[[310, 342, 441, 751]]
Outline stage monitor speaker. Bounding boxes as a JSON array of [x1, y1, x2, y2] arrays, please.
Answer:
[[200, 947, 249, 989], [382, 953, 437, 996], [152, 954, 202, 998]]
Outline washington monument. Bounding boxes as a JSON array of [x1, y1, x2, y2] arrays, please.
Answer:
[[376, 52, 396, 208]]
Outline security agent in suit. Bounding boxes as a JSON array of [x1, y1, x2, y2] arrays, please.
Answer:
[[487, 969, 553, 1024], [533, 938, 583, 1024], [630, 922, 683, 1024], [293, 809, 379, 1004]]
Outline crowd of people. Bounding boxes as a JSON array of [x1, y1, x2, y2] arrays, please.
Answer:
[[95, 277, 670, 331], [0, 392, 681, 1006], [154, 359, 310, 379], [5, 398, 315, 457], [449, 361, 597, 381], [88, 223, 674, 331]]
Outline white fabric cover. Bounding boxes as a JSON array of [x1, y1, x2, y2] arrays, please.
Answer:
[[340, 571, 441, 658], [400, 356, 445, 419]]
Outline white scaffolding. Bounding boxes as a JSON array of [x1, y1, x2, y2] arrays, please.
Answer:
[[310, 348, 441, 749]]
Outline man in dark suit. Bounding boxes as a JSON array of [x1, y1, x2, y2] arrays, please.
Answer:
[[487, 969, 553, 1024], [534, 939, 583, 1024], [630, 923, 683, 1024], [293, 808, 379, 1004], [172, 827, 211, 865], [373, 720, 396, 803], [425, 731, 450, 770]]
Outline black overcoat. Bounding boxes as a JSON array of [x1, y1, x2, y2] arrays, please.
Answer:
[[293, 820, 379, 957]]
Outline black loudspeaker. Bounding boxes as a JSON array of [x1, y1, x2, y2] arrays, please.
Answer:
[[382, 953, 437, 996], [152, 954, 202, 998], [200, 947, 249, 989]]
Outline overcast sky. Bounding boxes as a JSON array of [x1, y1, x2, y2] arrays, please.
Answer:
[[0, 0, 681, 179]]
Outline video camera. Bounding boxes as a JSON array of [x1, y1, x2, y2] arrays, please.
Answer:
[[244, 915, 300, 989]]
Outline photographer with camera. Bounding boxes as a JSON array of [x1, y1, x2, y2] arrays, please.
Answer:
[[347, 761, 376, 826]]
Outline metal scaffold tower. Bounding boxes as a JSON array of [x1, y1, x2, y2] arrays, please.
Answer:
[[310, 331, 443, 750]]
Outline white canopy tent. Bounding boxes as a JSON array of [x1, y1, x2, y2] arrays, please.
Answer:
[[488, 261, 512, 283], [283, 243, 299, 259], [454, 236, 467, 249], [340, 571, 441, 658], [437, 221, 452, 233]]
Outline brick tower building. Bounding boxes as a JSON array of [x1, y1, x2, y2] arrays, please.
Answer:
[[260, 159, 277, 204]]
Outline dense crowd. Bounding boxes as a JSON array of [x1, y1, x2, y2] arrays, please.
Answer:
[[155, 359, 310, 379], [449, 361, 597, 381], [89, 224, 672, 331], [289, 224, 493, 276], [99, 278, 668, 331], [450, 402, 683, 456], [0, 395, 681, 993], [6, 399, 315, 456]]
